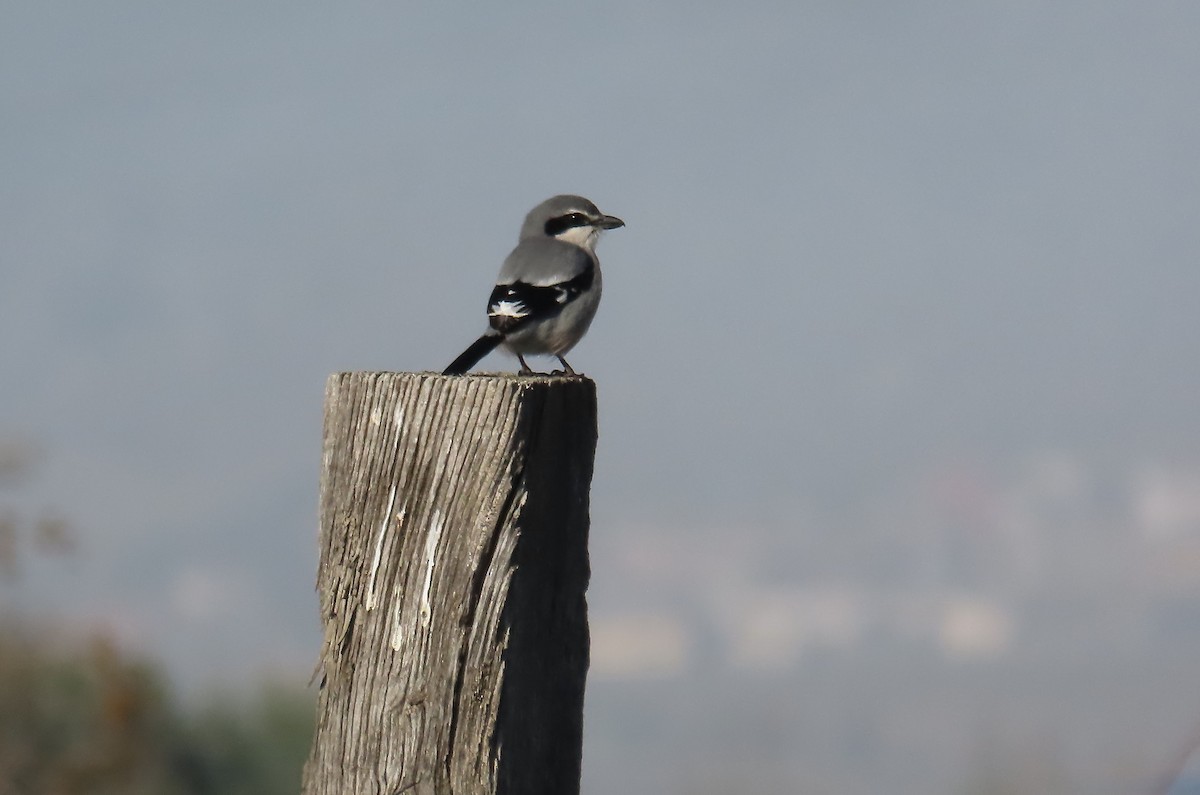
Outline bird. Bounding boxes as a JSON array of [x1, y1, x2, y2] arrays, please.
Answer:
[[443, 194, 624, 376]]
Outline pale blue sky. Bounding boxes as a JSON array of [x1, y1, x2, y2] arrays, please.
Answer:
[[3, 0, 1199, 703]]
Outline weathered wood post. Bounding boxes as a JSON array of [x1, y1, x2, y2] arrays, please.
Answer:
[[301, 372, 596, 795]]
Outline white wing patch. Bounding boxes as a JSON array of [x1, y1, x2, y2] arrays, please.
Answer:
[[491, 299, 529, 318]]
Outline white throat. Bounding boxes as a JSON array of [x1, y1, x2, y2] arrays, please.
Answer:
[[555, 225, 601, 252]]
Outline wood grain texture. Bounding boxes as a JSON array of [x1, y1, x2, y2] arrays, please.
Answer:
[[302, 372, 596, 795]]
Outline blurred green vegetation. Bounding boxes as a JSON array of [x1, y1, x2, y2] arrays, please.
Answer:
[[0, 436, 315, 794], [0, 624, 314, 795]]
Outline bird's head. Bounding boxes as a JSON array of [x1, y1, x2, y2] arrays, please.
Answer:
[[520, 194, 624, 252]]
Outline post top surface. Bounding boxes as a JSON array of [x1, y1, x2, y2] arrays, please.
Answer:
[[331, 371, 596, 386]]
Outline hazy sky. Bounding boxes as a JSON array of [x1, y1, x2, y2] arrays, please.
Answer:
[[3, 1, 1199, 687]]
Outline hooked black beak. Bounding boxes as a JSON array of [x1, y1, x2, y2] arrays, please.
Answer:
[[597, 214, 625, 230]]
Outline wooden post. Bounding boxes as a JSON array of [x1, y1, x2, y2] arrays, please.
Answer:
[[301, 372, 596, 795]]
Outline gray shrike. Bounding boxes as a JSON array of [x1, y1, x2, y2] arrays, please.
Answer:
[[443, 194, 624, 376]]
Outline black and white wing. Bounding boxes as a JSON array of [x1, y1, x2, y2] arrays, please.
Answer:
[[487, 262, 594, 335]]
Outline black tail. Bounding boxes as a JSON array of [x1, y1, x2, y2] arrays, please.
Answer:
[[443, 334, 503, 375]]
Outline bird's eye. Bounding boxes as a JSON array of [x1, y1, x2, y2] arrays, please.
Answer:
[[544, 212, 591, 236]]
